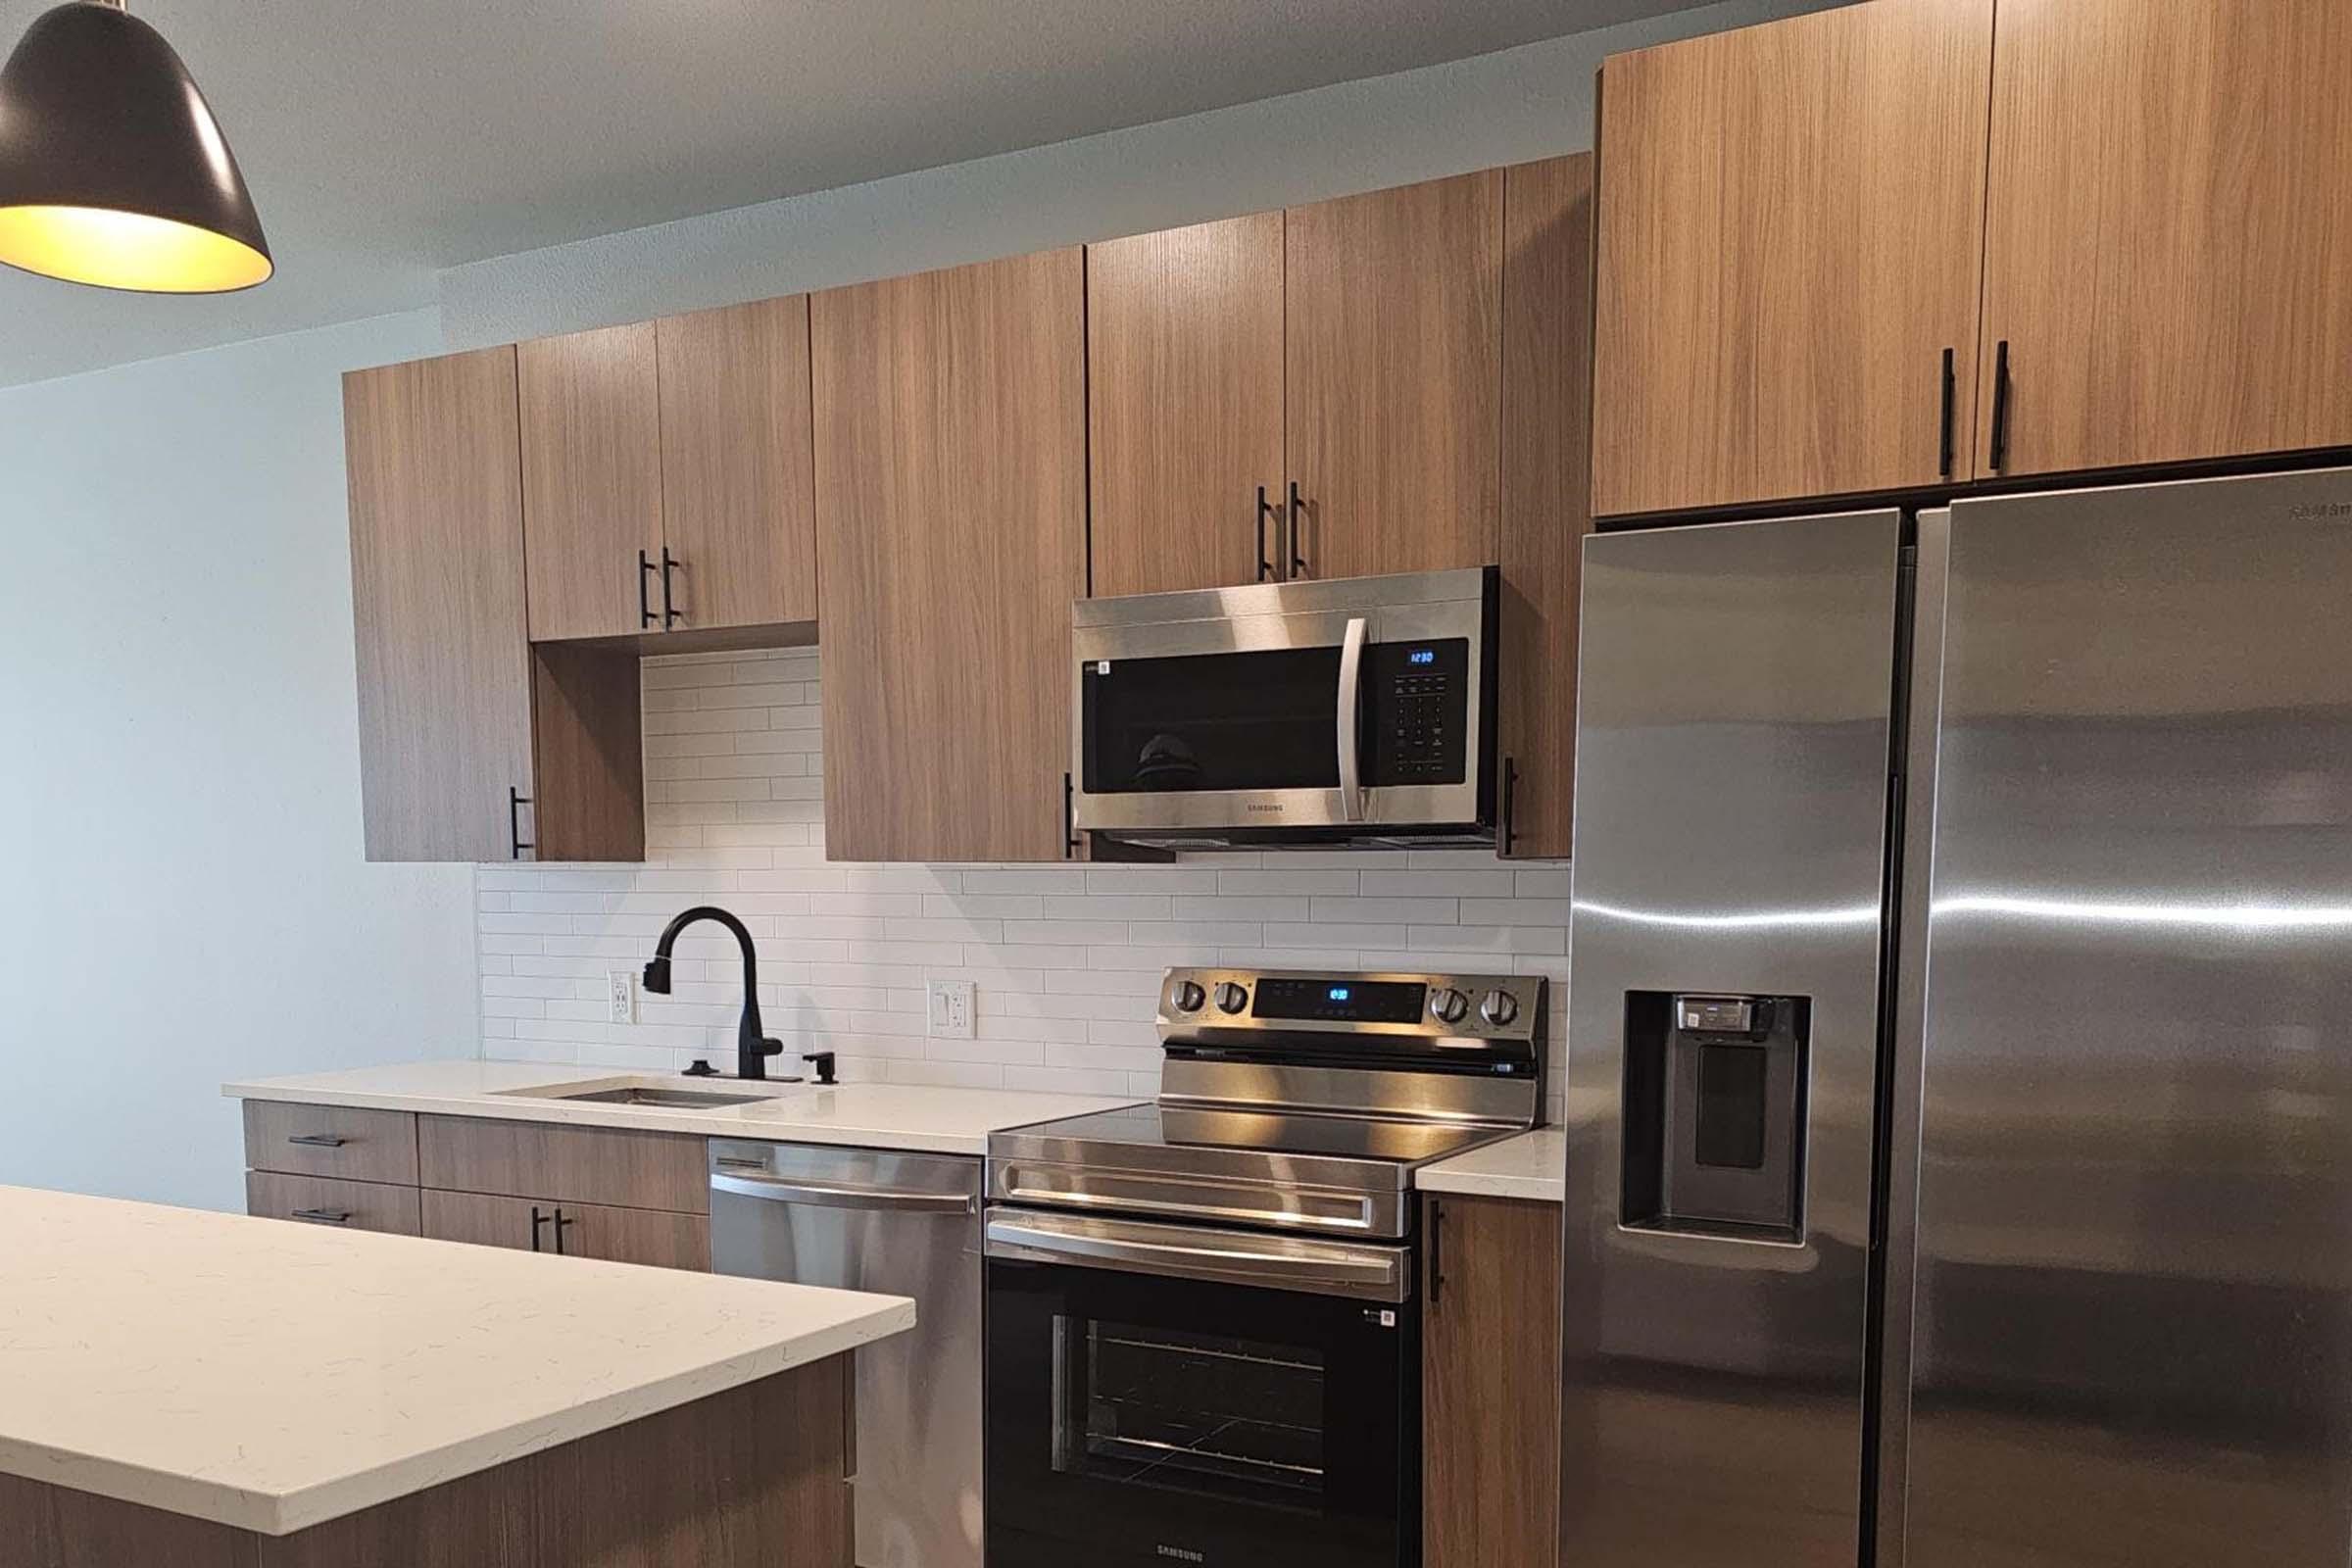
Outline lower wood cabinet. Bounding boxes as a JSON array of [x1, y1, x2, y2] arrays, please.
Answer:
[[246, 1105, 710, 1274], [419, 1189, 710, 1271], [245, 1172, 421, 1238], [1423, 1193, 1562, 1568]]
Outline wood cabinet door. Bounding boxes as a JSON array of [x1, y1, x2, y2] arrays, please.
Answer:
[[518, 322, 665, 641], [420, 1190, 709, 1271], [656, 298, 820, 630], [416, 1115, 709, 1213], [1497, 154, 1593, 861], [1424, 1194, 1562, 1568], [811, 250, 1089, 863], [344, 348, 536, 863], [1285, 171, 1502, 581], [1592, 0, 1995, 517], [1977, 0, 2352, 477], [1086, 214, 1286, 598]]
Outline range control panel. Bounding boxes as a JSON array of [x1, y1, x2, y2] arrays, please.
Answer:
[[1366, 638, 1470, 786], [1158, 967, 1544, 1051]]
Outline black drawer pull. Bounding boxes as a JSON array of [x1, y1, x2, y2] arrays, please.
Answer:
[[1988, 339, 2013, 472], [287, 1134, 348, 1149], [638, 549, 659, 628], [660, 547, 683, 627], [290, 1207, 353, 1225], [508, 786, 534, 859]]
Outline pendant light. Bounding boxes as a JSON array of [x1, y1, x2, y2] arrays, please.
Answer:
[[0, 0, 270, 292]]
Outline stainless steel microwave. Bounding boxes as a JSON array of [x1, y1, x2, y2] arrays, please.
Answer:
[[1071, 566, 1498, 848]]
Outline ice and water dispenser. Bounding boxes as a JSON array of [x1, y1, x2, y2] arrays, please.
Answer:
[[1621, 992, 1810, 1242]]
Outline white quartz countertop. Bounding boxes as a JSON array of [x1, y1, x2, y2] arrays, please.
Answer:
[[223, 1059, 1137, 1154], [1416, 1129, 1565, 1203], [0, 1185, 913, 1536]]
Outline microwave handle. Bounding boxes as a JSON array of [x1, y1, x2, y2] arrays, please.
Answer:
[[1337, 615, 1368, 823]]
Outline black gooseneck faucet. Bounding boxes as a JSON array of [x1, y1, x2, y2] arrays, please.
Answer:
[[643, 906, 784, 1081]]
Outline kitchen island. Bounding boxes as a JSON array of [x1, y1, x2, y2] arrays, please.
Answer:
[[0, 1184, 913, 1566]]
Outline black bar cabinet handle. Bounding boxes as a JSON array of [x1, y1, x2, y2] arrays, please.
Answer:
[[1256, 486, 1277, 582], [554, 1208, 575, 1256], [1938, 347, 1957, 480], [1428, 1199, 1446, 1306], [508, 787, 534, 858], [1063, 771, 1079, 860], [1287, 481, 1308, 579], [1501, 756, 1520, 857], [637, 550, 658, 628], [1988, 340, 2013, 472], [286, 1134, 348, 1149], [290, 1207, 353, 1225], [530, 1205, 550, 1253], [661, 547, 683, 627]]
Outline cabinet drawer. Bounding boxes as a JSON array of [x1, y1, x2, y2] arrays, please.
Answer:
[[243, 1101, 419, 1185], [420, 1189, 710, 1271], [245, 1172, 422, 1237], [417, 1114, 708, 1213]]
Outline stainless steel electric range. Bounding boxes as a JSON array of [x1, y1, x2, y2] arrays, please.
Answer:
[[982, 966, 1547, 1568]]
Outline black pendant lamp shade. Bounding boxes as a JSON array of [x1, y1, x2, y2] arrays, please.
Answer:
[[0, 0, 271, 292]]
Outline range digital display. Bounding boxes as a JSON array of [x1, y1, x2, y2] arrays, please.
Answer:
[[1253, 978, 1427, 1024]]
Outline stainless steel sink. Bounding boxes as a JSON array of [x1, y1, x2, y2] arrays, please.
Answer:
[[493, 1077, 783, 1110], [555, 1086, 770, 1108]]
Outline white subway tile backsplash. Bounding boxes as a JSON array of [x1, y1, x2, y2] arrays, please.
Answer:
[[479, 648, 1571, 1112]]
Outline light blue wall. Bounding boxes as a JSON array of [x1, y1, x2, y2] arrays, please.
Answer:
[[0, 310, 478, 1210]]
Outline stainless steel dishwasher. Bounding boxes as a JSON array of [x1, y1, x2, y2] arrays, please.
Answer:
[[710, 1140, 984, 1568]]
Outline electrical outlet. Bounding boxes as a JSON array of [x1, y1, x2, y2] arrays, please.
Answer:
[[927, 978, 975, 1040], [608, 970, 636, 1025]]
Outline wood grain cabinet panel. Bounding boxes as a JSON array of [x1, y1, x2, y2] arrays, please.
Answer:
[[1977, 0, 2352, 477], [655, 297, 820, 631], [243, 1102, 419, 1185], [419, 1189, 710, 1271], [417, 1115, 710, 1213], [810, 250, 1088, 863], [518, 322, 665, 641], [1285, 171, 1503, 580], [1423, 1194, 1562, 1568], [1592, 0, 1995, 517], [1497, 154, 1593, 861], [245, 1172, 422, 1237], [343, 348, 537, 863], [1086, 214, 1286, 598]]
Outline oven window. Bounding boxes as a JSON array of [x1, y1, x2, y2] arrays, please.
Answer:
[[1053, 1316, 1326, 1508], [1081, 648, 1344, 794]]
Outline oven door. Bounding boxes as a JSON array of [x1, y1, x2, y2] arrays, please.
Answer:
[[985, 1210, 1419, 1568], [1071, 566, 1493, 839]]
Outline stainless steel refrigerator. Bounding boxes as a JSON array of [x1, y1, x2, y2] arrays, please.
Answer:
[[1560, 467, 2352, 1568]]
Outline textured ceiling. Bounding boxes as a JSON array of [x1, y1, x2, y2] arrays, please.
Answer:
[[0, 0, 1727, 388]]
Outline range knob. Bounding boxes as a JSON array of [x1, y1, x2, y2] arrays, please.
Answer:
[[1171, 979, 1207, 1013], [1479, 989, 1520, 1028], [1213, 981, 1250, 1015], [1427, 987, 1470, 1025]]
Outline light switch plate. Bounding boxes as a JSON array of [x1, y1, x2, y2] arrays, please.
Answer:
[[927, 978, 975, 1040], [608, 970, 636, 1024]]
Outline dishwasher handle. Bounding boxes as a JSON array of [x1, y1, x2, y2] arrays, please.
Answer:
[[710, 1168, 976, 1215]]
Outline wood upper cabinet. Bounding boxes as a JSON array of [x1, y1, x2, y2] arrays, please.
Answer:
[[1497, 154, 1593, 861], [1086, 214, 1286, 598], [344, 348, 538, 862], [1592, 0, 1996, 517], [655, 298, 820, 628], [1977, 0, 2352, 477], [811, 250, 1088, 863], [1424, 1193, 1562, 1568], [1286, 170, 1503, 580], [518, 322, 665, 641]]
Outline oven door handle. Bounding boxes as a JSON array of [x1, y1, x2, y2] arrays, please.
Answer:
[[711, 1170, 976, 1214], [986, 1212, 1409, 1303], [1336, 614, 1368, 823]]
